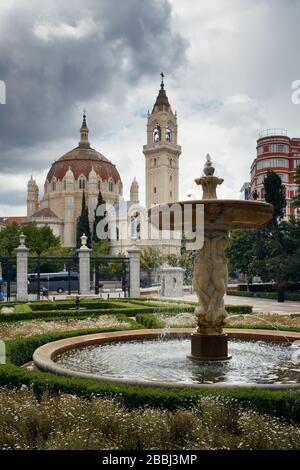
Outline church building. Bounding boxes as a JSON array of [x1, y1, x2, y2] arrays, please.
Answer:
[[26, 76, 182, 254]]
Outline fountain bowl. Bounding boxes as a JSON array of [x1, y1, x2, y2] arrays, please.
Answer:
[[149, 199, 273, 231]]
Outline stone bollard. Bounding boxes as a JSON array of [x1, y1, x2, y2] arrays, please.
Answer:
[[127, 244, 140, 298], [77, 234, 91, 296], [161, 266, 184, 297], [16, 233, 29, 301]]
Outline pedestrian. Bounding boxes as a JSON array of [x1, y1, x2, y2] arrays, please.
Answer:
[[41, 286, 48, 300]]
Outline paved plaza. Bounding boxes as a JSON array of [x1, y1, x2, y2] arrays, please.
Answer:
[[165, 294, 300, 315]]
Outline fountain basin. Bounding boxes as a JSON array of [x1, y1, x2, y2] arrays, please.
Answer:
[[33, 329, 300, 389], [149, 199, 273, 231]]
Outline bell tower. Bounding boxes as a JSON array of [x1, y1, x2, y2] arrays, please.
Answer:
[[143, 73, 181, 208], [27, 176, 39, 216]]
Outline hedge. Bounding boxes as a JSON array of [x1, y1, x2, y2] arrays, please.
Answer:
[[229, 291, 300, 302], [135, 314, 165, 329], [0, 304, 196, 323], [5, 321, 139, 366], [0, 331, 299, 422], [29, 300, 136, 311], [238, 283, 300, 293], [0, 306, 252, 323], [0, 306, 158, 323]]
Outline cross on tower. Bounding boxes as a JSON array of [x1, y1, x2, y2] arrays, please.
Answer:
[[160, 72, 164, 88]]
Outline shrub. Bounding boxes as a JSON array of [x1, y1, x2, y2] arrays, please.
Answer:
[[0, 306, 175, 323], [14, 304, 32, 314], [29, 300, 136, 311], [0, 362, 299, 423], [226, 305, 252, 314], [229, 291, 300, 301], [136, 314, 165, 329]]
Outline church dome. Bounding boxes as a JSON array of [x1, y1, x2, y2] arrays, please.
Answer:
[[46, 114, 121, 185], [46, 146, 121, 183]]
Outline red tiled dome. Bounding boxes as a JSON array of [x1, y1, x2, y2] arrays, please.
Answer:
[[46, 146, 121, 183]]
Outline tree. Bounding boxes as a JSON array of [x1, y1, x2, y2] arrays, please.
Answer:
[[0, 222, 59, 256], [92, 240, 110, 257], [140, 247, 164, 287], [264, 171, 286, 224], [76, 191, 91, 248], [23, 223, 60, 255], [0, 223, 22, 256], [92, 191, 107, 244], [226, 229, 258, 287], [292, 165, 300, 209]]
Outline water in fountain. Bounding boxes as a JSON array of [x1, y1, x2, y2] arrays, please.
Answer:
[[55, 337, 299, 385]]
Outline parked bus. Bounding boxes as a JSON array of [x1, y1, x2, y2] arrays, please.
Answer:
[[28, 271, 79, 294]]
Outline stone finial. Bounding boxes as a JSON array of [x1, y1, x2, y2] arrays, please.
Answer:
[[203, 154, 215, 176], [19, 233, 26, 246], [80, 233, 87, 247], [195, 154, 224, 199]]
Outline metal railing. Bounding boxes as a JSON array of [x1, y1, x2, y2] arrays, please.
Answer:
[[259, 128, 288, 138]]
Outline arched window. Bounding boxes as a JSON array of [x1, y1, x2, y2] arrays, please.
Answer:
[[98, 180, 101, 191], [153, 158, 157, 167], [79, 178, 86, 190], [154, 186, 157, 194], [64, 179, 67, 190], [166, 126, 172, 142], [52, 181, 56, 191], [153, 125, 161, 143], [109, 181, 113, 192]]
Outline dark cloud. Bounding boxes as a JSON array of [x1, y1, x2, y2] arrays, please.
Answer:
[[0, 189, 26, 207], [0, 0, 188, 173]]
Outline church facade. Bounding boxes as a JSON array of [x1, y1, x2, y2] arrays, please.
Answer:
[[26, 76, 182, 255]]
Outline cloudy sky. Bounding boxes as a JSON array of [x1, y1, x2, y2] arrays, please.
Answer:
[[0, 0, 300, 215]]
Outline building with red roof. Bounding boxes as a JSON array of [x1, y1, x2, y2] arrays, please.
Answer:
[[27, 114, 123, 246]]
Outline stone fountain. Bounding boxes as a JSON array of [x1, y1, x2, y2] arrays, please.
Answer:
[[150, 154, 273, 361]]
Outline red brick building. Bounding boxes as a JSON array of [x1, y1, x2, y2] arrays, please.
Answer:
[[250, 129, 300, 219]]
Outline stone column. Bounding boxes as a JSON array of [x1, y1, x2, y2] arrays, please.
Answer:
[[128, 244, 140, 298], [77, 234, 91, 296], [16, 233, 29, 302]]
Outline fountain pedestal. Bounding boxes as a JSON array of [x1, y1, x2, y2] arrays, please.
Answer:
[[189, 333, 231, 361]]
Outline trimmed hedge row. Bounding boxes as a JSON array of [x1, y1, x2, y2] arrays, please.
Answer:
[[0, 330, 299, 422], [5, 321, 139, 366], [0, 307, 158, 323], [238, 283, 300, 293], [29, 300, 136, 311], [0, 305, 197, 323], [135, 314, 165, 329], [229, 291, 300, 302]]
